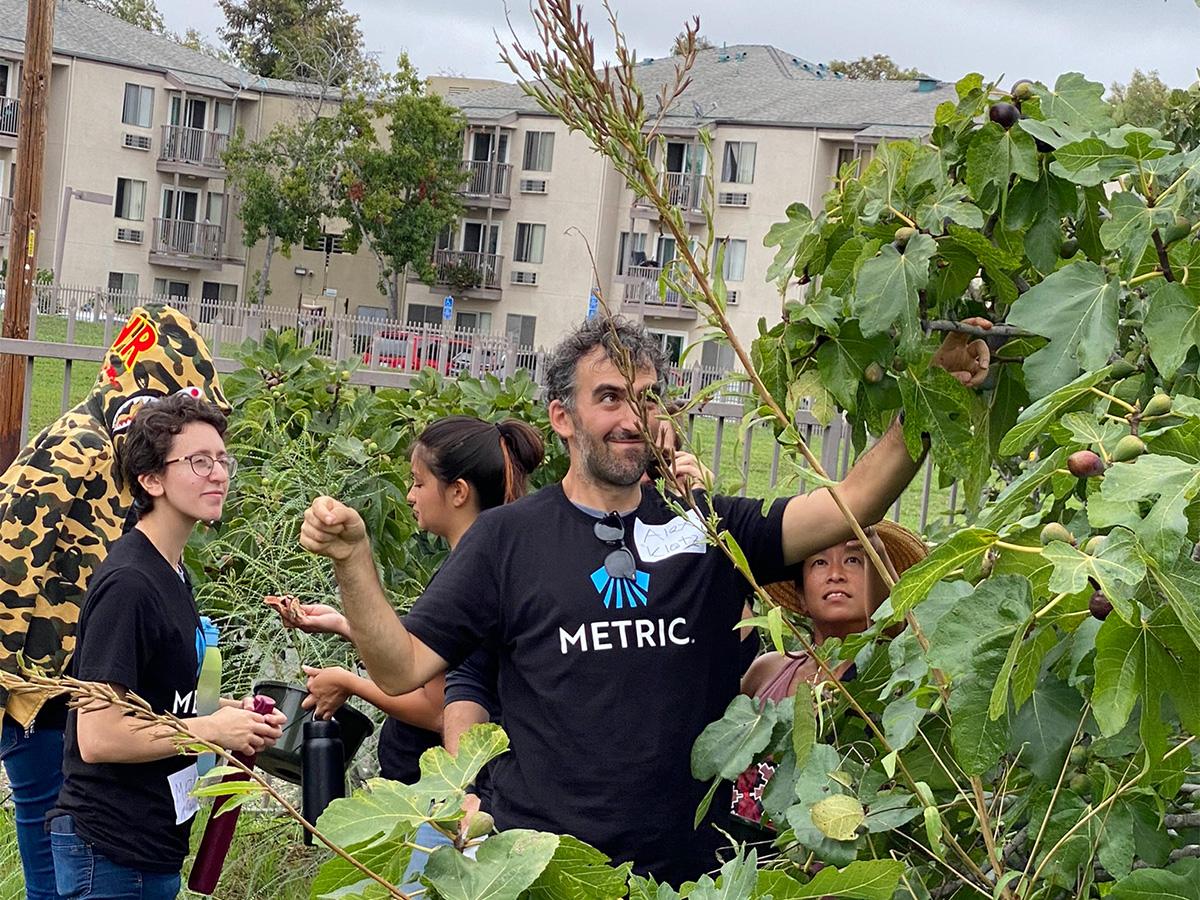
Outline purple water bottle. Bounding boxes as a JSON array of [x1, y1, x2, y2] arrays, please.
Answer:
[[188, 695, 276, 894]]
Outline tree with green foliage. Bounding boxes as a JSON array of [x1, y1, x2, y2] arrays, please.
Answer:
[[328, 57, 468, 318], [1109, 68, 1172, 127], [216, 0, 365, 83], [171, 27, 235, 63], [828, 52, 927, 80], [223, 112, 337, 306], [1163, 81, 1200, 148], [80, 0, 165, 33]]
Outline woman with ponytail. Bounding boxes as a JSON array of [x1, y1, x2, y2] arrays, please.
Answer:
[[273, 415, 543, 783]]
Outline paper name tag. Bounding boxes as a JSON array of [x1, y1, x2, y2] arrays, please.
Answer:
[[167, 763, 200, 825], [634, 510, 708, 562]]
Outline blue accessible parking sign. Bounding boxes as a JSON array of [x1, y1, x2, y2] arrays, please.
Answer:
[[443, 295, 454, 320]]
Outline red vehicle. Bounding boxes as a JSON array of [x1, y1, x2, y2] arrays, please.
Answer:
[[361, 330, 470, 374]]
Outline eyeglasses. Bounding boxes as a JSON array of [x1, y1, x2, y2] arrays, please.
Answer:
[[165, 453, 238, 479], [594, 511, 637, 581]]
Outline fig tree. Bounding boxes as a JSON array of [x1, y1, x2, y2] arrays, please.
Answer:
[[464, 811, 495, 840], [1012, 80, 1035, 102], [989, 102, 1020, 130], [1089, 589, 1113, 621], [1143, 392, 1172, 417], [1060, 238, 1079, 259], [864, 362, 885, 384], [1067, 450, 1105, 478], [1163, 216, 1192, 245], [1040, 522, 1075, 546], [1112, 435, 1146, 462]]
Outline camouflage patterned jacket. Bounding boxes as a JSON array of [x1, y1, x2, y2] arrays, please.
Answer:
[[0, 305, 228, 728]]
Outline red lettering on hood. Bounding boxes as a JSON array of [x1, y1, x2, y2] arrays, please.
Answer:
[[111, 315, 159, 370]]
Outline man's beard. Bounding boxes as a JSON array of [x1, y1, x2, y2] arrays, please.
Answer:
[[574, 420, 652, 487]]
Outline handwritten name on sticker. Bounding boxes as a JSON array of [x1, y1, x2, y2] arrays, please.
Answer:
[[634, 510, 707, 562]]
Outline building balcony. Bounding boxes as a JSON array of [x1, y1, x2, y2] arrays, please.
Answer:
[[632, 171, 706, 225], [149, 218, 225, 270], [430, 249, 504, 300], [619, 265, 697, 320], [0, 196, 12, 244], [460, 160, 512, 209], [0, 96, 18, 148], [157, 125, 229, 176]]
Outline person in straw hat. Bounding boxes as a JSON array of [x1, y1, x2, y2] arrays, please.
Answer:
[[733, 520, 928, 830]]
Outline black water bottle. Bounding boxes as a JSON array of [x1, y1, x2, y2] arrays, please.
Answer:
[[301, 718, 345, 844]]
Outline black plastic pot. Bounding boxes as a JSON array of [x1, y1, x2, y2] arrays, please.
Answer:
[[252, 680, 374, 785]]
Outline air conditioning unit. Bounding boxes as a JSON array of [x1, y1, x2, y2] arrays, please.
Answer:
[[717, 191, 750, 207], [726, 289, 739, 305], [123, 133, 152, 151], [115, 227, 144, 244], [510, 270, 538, 285], [519, 179, 547, 194]]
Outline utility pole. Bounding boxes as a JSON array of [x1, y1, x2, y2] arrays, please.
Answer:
[[0, 0, 55, 469]]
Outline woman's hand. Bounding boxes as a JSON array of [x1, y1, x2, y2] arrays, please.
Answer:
[[301, 665, 354, 719], [265, 597, 351, 639]]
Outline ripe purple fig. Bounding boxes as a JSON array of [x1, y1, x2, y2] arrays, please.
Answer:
[[989, 102, 1020, 130], [1089, 590, 1113, 621], [1067, 450, 1105, 478]]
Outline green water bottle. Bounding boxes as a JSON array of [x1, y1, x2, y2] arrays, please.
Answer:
[[195, 617, 222, 776]]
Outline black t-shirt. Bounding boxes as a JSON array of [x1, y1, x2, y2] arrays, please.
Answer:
[[52, 528, 203, 874], [376, 716, 440, 783], [403, 483, 788, 884]]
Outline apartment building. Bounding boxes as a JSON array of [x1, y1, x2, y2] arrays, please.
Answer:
[[0, 0, 347, 311], [0, 3, 949, 360], [396, 46, 948, 363]]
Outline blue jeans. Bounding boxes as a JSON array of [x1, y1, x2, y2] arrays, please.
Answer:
[[0, 719, 65, 900], [400, 821, 457, 892], [49, 817, 180, 899]]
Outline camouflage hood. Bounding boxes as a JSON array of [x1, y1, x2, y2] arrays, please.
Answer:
[[0, 304, 227, 727]]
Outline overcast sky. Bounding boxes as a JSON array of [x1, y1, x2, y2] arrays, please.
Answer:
[[156, 0, 1200, 91]]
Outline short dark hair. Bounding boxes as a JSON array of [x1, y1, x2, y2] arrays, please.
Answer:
[[121, 393, 228, 517], [543, 316, 668, 410]]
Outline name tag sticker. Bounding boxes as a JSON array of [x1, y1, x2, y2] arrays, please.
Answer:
[[167, 763, 200, 825], [634, 510, 708, 562]]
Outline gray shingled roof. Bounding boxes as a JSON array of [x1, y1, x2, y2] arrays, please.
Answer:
[[0, 0, 300, 96], [454, 44, 947, 132]]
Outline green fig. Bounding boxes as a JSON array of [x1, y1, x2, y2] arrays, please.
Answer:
[[1012, 80, 1035, 102], [1040, 522, 1075, 546], [1084, 535, 1107, 555], [1142, 392, 1172, 417], [864, 362, 885, 384], [463, 811, 495, 840], [1067, 450, 1105, 478], [1112, 435, 1146, 462], [894, 226, 917, 248], [1068, 746, 1088, 767], [1068, 773, 1090, 794], [1163, 216, 1192, 245], [1108, 358, 1138, 378], [1060, 237, 1079, 259]]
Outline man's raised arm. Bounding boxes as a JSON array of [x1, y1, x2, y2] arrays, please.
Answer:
[[300, 496, 447, 695]]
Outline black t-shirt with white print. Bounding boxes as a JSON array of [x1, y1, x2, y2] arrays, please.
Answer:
[[52, 528, 203, 874], [403, 483, 788, 885]]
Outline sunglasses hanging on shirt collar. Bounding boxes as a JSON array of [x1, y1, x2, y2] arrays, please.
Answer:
[[594, 511, 638, 581]]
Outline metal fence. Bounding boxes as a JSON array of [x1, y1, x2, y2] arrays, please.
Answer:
[[4, 283, 960, 532]]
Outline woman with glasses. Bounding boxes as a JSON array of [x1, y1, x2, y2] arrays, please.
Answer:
[[274, 415, 543, 883], [48, 393, 285, 899]]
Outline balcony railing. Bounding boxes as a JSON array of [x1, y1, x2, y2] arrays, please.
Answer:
[[151, 218, 223, 259], [0, 196, 12, 237], [621, 263, 694, 314], [634, 170, 703, 213], [159, 125, 229, 169], [461, 160, 512, 199], [0, 96, 18, 138], [433, 249, 504, 291]]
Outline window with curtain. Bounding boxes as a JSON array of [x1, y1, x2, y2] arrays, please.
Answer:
[[513, 223, 546, 263], [522, 131, 555, 171], [114, 178, 147, 220], [720, 141, 756, 184], [122, 84, 153, 128], [714, 238, 747, 282]]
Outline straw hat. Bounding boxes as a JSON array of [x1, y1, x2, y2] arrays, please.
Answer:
[[764, 520, 928, 614]]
